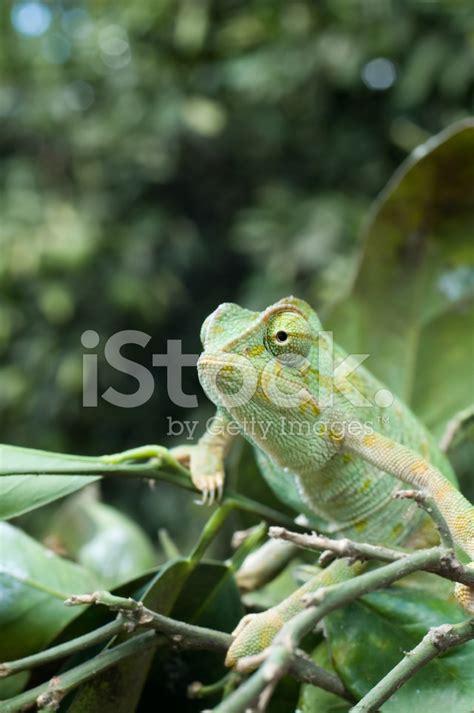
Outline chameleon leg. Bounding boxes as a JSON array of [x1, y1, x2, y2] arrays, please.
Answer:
[[171, 410, 237, 505], [225, 557, 364, 667]]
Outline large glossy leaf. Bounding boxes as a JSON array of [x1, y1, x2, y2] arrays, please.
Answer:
[[67, 557, 244, 712], [47, 492, 156, 588], [299, 641, 351, 713], [328, 120, 474, 436], [324, 586, 474, 711], [66, 558, 194, 713], [145, 560, 245, 711], [0, 522, 99, 661], [0, 444, 102, 519]]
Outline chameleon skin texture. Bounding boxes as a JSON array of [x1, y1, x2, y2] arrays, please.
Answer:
[[196, 297, 474, 656]]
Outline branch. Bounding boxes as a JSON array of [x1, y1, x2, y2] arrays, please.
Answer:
[[64, 591, 351, 701], [212, 547, 445, 713], [0, 619, 123, 678], [394, 489, 454, 550], [269, 527, 474, 587], [65, 591, 230, 653], [0, 444, 298, 528], [439, 405, 474, 453], [352, 618, 474, 712], [0, 631, 158, 713]]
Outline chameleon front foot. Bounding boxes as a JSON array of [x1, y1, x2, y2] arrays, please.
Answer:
[[192, 473, 224, 506], [225, 609, 284, 668], [170, 445, 225, 506]]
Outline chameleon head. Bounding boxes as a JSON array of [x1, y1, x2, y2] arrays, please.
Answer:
[[197, 297, 326, 461]]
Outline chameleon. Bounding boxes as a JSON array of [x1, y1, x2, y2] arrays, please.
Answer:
[[175, 296, 474, 667]]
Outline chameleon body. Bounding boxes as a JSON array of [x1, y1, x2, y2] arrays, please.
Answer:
[[183, 297, 474, 665]]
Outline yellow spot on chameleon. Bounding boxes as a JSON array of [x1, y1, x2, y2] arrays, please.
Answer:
[[453, 513, 471, 537], [245, 344, 265, 357], [328, 428, 344, 443], [299, 399, 321, 416], [362, 434, 377, 447], [410, 460, 429, 475], [431, 482, 452, 503], [354, 519, 368, 533], [342, 453, 353, 464]]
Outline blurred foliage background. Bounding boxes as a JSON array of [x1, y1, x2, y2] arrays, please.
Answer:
[[1, 0, 473, 548]]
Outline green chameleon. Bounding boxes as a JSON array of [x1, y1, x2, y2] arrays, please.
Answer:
[[175, 296, 474, 667]]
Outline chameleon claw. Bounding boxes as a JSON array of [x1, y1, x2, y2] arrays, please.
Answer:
[[192, 475, 224, 507], [208, 485, 216, 506], [194, 486, 209, 506]]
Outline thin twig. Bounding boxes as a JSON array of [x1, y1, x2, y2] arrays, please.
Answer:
[[351, 618, 474, 712], [0, 619, 123, 678], [0, 444, 299, 529], [0, 631, 158, 713], [212, 547, 445, 713], [394, 489, 454, 550], [439, 405, 474, 453], [268, 527, 474, 586], [64, 591, 351, 701], [188, 673, 238, 700]]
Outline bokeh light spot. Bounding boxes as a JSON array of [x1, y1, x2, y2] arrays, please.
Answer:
[[11, 1, 51, 37], [362, 58, 396, 91], [99, 25, 129, 56]]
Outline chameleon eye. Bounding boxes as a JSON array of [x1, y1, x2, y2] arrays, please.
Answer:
[[265, 310, 311, 360]]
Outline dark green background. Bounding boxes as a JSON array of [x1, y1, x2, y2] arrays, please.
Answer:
[[1, 0, 473, 544]]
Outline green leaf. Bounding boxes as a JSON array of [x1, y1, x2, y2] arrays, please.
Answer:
[[0, 673, 31, 702], [66, 558, 195, 713], [172, 560, 244, 630], [68, 558, 244, 712], [148, 560, 245, 709], [299, 641, 351, 713], [325, 586, 474, 711], [328, 120, 474, 436], [0, 522, 99, 662], [47, 492, 156, 588], [0, 444, 101, 520]]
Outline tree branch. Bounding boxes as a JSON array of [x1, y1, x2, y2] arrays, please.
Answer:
[[394, 489, 454, 550], [64, 591, 351, 702], [0, 619, 124, 678], [0, 631, 158, 713], [269, 527, 474, 586], [1, 443, 298, 529], [351, 618, 474, 712], [212, 547, 445, 713]]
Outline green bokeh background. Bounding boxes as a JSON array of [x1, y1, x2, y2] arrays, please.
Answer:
[[1, 0, 473, 545]]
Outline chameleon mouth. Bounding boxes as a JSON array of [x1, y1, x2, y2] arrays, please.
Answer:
[[197, 352, 259, 409]]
